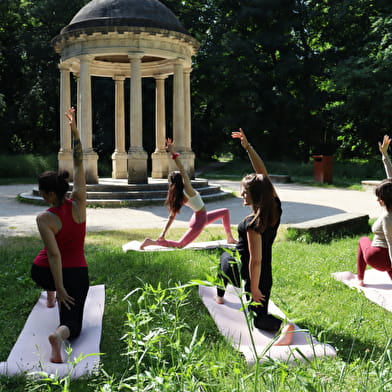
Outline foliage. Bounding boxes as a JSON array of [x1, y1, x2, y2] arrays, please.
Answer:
[[1, 1, 392, 168], [0, 153, 57, 178], [0, 0, 86, 154]]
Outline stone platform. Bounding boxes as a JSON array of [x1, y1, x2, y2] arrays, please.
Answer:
[[19, 177, 232, 207]]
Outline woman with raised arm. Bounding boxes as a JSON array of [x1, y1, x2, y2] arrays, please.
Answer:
[[215, 128, 294, 346], [356, 135, 392, 286], [140, 138, 237, 249], [31, 107, 89, 363]]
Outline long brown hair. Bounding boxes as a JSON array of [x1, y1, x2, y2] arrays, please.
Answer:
[[241, 173, 279, 233], [165, 171, 184, 214], [376, 179, 392, 211]]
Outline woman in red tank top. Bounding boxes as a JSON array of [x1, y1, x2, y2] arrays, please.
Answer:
[[31, 107, 89, 363]]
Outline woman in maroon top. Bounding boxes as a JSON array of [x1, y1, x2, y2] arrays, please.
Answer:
[[31, 107, 89, 363]]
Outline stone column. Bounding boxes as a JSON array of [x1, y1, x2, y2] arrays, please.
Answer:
[[182, 68, 195, 178], [151, 76, 169, 179], [172, 60, 185, 151], [127, 52, 148, 184], [171, 59, 194, 177], [58, 63, 73, 179], [79, 55, 98, 183], [111, 76, 127, 179], [76, 73, 81, 136]]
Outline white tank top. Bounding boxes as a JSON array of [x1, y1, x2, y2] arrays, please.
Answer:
[[184, 189, 205, 212]]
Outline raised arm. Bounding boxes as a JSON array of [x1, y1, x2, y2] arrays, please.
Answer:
[[232, 128, 268, 175], [65, 108, 87, 217], [379, 134, 392, 179], [166, 138, 195, 197], [232, 128, 277, 197]]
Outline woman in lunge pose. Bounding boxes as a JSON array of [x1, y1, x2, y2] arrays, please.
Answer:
[[140, 139, 237, 249], [31, 107, 89, 363], [356, 134, 392, 286], [215, 128, 294, 346]]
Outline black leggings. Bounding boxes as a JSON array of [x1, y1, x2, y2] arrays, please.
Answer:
[[31, 264, 89, 339], [217, 251, 282, 332]]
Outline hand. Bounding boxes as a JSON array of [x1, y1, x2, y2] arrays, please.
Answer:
[[379, 135, 391, 156], [65, 107, 77, 133], [157, 235, 165, 241], [232, 128, 250, 150], [165, 138, 175, 154], [56, 287, 75, 310], [251, 288, 265, 307]]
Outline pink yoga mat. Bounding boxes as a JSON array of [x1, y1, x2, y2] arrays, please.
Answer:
[[199, 284, 336, 364], [0, 285, 105, 379]]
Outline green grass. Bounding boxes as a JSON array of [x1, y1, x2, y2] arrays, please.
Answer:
[[0, 227, 392, 391]]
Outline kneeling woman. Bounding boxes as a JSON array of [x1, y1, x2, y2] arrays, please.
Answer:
[[356, 135, 392, 286], [31, 108, 89, 363], [216, 129, 294, 346]]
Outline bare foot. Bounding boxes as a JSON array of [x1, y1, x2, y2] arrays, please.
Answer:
[[140, 238, 155, 250], [46, 291, 56, 308], [273, 323, 295, 346], [227, 237, 238, 244], [214, 295, 224, 304], [48, 333, 63, 363], [357, 279, 365, 287]]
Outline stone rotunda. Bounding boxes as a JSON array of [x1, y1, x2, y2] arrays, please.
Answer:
[[16, 0, 231, 206], [52, 0, 200, 184]]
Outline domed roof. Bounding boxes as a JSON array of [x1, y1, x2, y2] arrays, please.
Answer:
[[61, 0, 189, 35]]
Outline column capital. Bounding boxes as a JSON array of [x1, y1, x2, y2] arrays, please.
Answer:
[[154, 74, 168, 81], [173, 57, 186, 65], [58, 62, 70, 71], [113, 75, 126, 82], [128, 51, 144, 60], [79, 54, 94, 63]]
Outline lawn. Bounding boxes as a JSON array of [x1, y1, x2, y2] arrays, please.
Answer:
[[0, 226, 391, 391]]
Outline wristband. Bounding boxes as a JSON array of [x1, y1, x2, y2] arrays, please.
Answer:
[[171, 153, 180, 160]]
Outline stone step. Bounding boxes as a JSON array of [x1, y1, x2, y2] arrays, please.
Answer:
[[19, 178, 232, 207]]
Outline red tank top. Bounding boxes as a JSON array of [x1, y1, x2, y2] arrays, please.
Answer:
[[33, 199, 87, 268]]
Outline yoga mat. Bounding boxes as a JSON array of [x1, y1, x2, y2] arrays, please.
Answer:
[[199, 285, 336, 364], [332, 270, 392, 312], [123, 240, 236, 252], [0, 284, 105, 378]]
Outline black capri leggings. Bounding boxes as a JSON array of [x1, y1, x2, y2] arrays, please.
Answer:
[[217, 251, 282, 332], [31, 264, 89, 339]]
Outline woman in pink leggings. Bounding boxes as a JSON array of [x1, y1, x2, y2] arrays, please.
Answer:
[[140, 139, 237, 249], [357, 135, 392, 286]]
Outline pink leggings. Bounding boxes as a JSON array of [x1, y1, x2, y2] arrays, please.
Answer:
[[157, 208, 232, 248], [357, 236, 392, 280]]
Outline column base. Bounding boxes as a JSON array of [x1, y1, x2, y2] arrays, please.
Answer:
[[83, 151, 99, 184], [58, 151, 74, 181], [111, 151, 128, 179], [151, 150, 169, 179], [127, 149, 148, 184]]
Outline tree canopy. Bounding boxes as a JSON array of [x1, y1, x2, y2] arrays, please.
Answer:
[[1, 0, 391, 162]]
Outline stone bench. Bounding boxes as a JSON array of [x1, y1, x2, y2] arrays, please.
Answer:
[[361, 180, 381, 191], [286, 212, 370, 243]]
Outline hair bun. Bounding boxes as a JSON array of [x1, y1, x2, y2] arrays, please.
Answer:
[[59, 170, 70, 180]]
